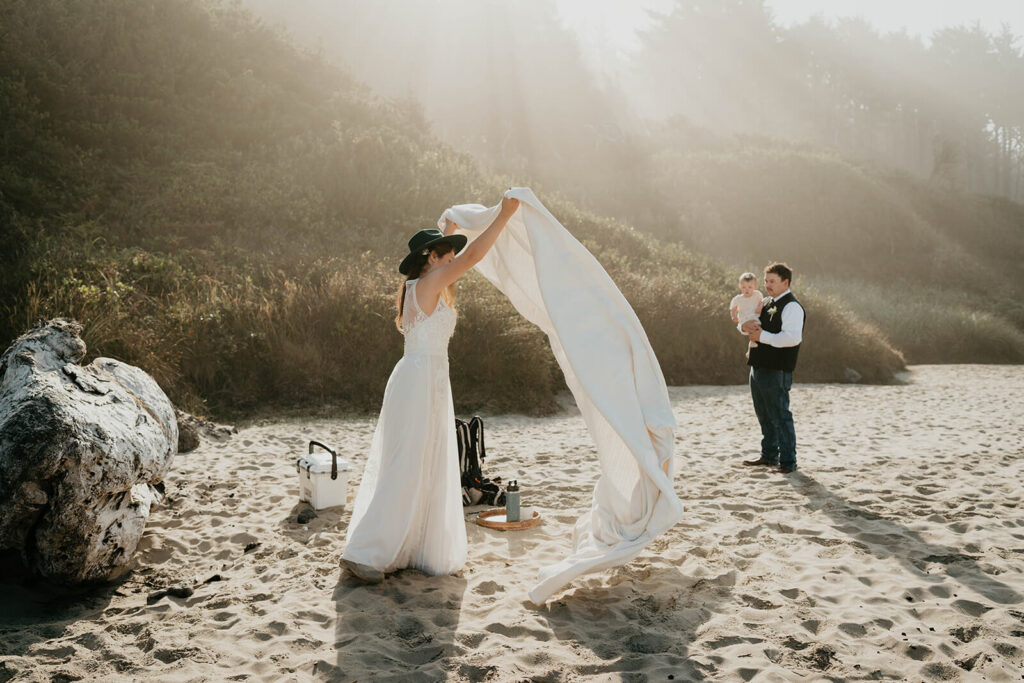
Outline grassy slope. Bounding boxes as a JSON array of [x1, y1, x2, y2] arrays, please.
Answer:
[[633, 140, 1024, 364], [0, 0, 904, 418]]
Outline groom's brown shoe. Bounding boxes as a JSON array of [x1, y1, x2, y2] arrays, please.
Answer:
[[743, 458, 777, 467], [778, 465, 797, 474]]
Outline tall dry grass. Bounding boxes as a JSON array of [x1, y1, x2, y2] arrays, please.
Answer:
[[811, 278, 1024, 364], [10, 209, 909, 420]]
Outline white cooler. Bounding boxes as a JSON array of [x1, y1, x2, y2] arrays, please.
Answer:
[[296, 440, 352, 510]]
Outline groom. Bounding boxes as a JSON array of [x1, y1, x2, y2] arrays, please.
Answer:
[[740, 263, 805, 474]]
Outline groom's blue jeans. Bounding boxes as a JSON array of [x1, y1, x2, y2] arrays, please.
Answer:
[[749, 367, 796, 467]]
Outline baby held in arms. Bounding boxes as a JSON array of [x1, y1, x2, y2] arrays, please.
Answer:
[[730, 272, 764, 354]]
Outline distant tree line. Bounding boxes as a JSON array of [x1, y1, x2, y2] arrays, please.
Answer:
[[631, 0, 1024, 201]]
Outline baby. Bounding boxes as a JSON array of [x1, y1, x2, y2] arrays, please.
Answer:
[[730, 272, 764, 353]]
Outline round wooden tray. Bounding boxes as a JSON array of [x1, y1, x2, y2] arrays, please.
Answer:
[[475, 508, 542, 531]]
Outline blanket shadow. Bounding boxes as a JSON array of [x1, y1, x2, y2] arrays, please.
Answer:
[[532, 565, 734, 681], [787, 472, 1021, 605], [322, 569, 467, 682]]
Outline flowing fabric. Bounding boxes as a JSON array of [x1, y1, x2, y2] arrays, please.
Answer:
[[439, 188, 683, 604], [341, 280, 468, 575]]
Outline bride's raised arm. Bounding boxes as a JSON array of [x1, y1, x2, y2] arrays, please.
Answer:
[[419, 196, 519, 298]]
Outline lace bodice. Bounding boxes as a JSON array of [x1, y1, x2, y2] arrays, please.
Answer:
[[402, 280, 456, 356]]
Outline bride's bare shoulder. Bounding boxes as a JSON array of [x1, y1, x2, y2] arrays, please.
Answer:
[[412, 273, 444, 313]]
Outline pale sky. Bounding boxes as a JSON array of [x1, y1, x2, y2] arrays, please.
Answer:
[[766, 0, 1024, 40], [554, 0, 1024, 59]]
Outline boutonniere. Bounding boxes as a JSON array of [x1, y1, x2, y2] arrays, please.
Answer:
[[767, 305, 778, 321]]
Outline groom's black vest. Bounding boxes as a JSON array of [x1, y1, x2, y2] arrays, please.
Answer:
[[747, 292, 804, 372]]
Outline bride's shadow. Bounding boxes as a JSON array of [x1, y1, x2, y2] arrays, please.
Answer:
[[274, 502, 467, 680], [325, 569, 467, 681], [531, 565, 733, 681], [787, 472, 1022, 605]]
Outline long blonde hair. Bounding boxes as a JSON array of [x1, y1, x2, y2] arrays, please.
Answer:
[[395, 243, 456, 331]]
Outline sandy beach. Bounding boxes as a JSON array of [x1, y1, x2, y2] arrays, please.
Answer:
[[2, 364, 1023, 681]]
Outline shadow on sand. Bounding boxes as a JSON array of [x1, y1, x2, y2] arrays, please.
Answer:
[[787, 471, 1021, 606], [532, 565, 735, 682], [319, 569, 466, 682]]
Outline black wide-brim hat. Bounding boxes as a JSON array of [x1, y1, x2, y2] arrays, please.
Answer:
[[398, 228, 467, 275]]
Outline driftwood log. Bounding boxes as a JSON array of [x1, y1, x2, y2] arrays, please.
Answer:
[[0, 319, 177, 583]]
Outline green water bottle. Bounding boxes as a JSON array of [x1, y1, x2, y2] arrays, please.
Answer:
[[506, 480, 520, 523]]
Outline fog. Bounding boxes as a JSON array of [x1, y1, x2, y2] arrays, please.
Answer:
[[244, 0, 1024, 202]]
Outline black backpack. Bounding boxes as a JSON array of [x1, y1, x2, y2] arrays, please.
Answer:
[[455, 416, 505, 506]]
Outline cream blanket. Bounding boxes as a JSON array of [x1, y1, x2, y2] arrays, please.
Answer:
[[440, 188, 682, 603]]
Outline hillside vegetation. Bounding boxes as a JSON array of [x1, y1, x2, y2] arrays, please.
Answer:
[[240, 0, 1024, 367], [624, 134, 1024, 364], [2, 0, 907, 417]]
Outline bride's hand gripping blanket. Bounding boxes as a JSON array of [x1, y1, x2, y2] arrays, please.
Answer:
[[438, 188, 683, 604]]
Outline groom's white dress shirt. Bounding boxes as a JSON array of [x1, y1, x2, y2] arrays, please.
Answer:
[[741, 288, 804, 348]]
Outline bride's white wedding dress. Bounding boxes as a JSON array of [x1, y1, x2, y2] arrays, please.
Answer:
[[341, 279, 467, 575]]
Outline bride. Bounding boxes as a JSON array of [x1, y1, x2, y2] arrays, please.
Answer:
[[340, 195, 520, 582]]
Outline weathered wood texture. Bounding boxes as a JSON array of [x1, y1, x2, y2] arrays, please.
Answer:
[[0, 319, 177, 583]]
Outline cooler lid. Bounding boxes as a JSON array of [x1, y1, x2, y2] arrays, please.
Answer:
[[297, 450, 351, 474]]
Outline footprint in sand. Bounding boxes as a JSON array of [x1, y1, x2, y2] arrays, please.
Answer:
[[457, 632, 486, 648], [838, 622, 867, 637], [781, 635, 811, 651], [801, 619, 821, 634], [473, 580, 505, 596], [153, 647, 204, 664], [740, 594, 779, 610], [903, 643, 934, 661], [952, 599, 992, 617], [706, 635, 763, 650]]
